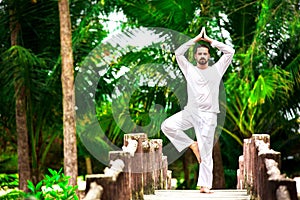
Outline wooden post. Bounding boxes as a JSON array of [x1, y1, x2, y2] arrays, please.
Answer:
[[161, 156, 168, 189], [167, 170, 172, 189], [150, 139, 163, 189], [142, 139, 155, 195], [241, 134, 298, 200], [264, 157, 297, 200], [253, 134, 270, 146], [237, 155, 244, 189], [84, 151, 131, 200], [83, 181, 103, 200], [268, 179, 298, 200], [257, 151, 281, 200], [109, 151, 132, 200], [243, 138, 251, 193], [85, 173, 127, 200], [124, 133, 147, 200], [250, 134, 270, 197], [248, 137, 256, 195]]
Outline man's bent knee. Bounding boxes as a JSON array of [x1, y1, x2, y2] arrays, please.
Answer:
[[161, 120, 173, 134], [160, 121, 168, 133]]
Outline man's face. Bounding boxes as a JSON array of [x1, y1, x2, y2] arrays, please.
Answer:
[[194, 47, 210, 65]]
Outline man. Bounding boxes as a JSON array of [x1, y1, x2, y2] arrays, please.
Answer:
[[161, 27, 235, 193]]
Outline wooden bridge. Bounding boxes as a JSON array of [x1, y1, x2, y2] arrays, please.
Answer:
[[144, 189, 250, 200], [80, 133, 299, 200]]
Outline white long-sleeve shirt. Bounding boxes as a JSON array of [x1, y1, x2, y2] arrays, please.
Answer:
[[175, 39, 235, 113]]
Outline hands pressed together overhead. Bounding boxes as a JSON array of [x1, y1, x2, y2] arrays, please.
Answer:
[[193, 27, 213, 44]]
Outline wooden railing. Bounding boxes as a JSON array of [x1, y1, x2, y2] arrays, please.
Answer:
[[81, 133, 171, 200], [237, 134, 298, 200]]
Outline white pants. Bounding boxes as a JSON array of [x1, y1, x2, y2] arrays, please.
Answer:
[[161, 108, 217, 188]]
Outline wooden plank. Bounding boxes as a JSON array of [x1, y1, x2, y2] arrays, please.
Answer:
[[144, 189, 250, 200]]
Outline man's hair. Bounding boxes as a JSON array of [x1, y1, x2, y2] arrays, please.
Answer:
[[194, 44, 210, 54]]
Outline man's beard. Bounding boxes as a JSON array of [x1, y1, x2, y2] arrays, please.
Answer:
[[198, 58, 208, 65]]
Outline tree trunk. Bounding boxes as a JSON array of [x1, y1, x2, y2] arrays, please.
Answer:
[[85, 157, 93, 174], [213, 140, 225, 188], [16, 87, 31, 192], [10, 8, 31, 192], [58, 0, 78, 186]]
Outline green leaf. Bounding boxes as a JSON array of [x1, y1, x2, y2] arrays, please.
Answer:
[[27, 180, 36, 193], [36, 192, 43, 199], [35, 180, 44, 191]]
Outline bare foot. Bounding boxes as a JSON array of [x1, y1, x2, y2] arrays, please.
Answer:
[[200, 187, 213, 193], [189, 141, 201, 163]]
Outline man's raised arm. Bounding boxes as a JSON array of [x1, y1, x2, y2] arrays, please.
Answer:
[[211, 40, 235, 76], [200, 27, 235, 76], [174, 40, 194, 76], [175, 28, 205, 76]]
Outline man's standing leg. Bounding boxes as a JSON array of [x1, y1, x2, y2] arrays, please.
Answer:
[[194, 112, 217, 193]]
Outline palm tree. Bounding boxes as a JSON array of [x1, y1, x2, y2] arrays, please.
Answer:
[[222, 0, 300, 143], [1, 0, 111, 185], [58, 0, 77, 186], [9, 4, 31, 190], [1, 0, 68, 187]]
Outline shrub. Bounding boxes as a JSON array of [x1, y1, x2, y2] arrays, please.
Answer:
[[0, 169, 78, 200], [27, 168, 78, 200]]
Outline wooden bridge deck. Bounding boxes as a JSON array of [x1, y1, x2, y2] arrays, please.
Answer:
[[144, 189, 250, 200]]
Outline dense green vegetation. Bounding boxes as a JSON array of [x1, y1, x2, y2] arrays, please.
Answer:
[[0, 0, 299, 193], [0, 169, 78, 199]]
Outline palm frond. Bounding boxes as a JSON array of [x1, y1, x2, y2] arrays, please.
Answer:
[[248, 68, 292, 108]]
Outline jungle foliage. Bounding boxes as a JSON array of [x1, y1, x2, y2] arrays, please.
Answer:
[[0, 0, 299, 189]]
